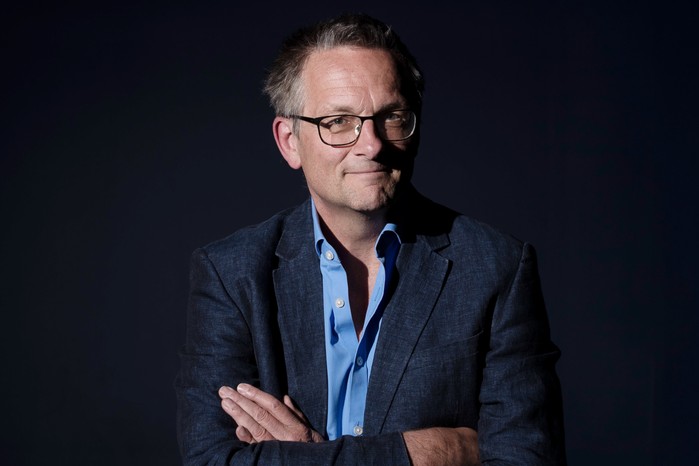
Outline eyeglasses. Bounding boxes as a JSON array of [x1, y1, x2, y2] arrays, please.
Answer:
[[292, 109, 417, 147]]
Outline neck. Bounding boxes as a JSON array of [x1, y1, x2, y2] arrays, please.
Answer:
[[311, 186, 412, 260], [314, 203, 386, 260]]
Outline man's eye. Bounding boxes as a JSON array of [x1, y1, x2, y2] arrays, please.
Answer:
[[327, 117, 351, 127], [383, 112, 405, 126], [321, 117, 355, 133]]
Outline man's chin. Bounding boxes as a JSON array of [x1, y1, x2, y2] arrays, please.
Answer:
[[348, 190, 398, 215]]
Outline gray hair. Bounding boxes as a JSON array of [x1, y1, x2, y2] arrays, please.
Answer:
[[263, 14, 425, 120]]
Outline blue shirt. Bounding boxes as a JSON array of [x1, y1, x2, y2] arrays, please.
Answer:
[[311, 204, 401, 440]]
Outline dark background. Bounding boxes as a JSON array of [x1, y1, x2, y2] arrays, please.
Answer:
[[2, 2, 697, 465]]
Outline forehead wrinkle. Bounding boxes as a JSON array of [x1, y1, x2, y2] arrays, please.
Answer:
[[316, 78, 403, 115], [302, 47, 405, 115]]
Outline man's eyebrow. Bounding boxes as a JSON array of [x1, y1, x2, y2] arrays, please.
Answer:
[[318, 103, 408, 116], [377, 103, 408, 113], [316, 104, 363, 115]]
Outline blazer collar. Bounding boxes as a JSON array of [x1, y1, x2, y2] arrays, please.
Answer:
[[275, 199, 314, 261], [364, 220, 452, 434]]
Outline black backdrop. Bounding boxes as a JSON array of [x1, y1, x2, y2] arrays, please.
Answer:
[[2, 2, 697, 465]]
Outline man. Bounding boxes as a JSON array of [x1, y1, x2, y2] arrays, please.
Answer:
[[176, 14, 566, 465]]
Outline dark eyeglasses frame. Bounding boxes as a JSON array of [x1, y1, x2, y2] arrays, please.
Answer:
[[292, 109, 417, 147]]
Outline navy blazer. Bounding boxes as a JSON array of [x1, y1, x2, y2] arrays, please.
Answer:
[[176, 192, 566, 465]]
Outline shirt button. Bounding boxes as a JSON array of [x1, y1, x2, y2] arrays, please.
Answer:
[[353, 425, 363, 436], [335, 298, 345, 308], [356, 356, 364, 366], [324, 250, 334, 261]]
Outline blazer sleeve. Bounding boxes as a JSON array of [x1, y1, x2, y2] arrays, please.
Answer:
[[175, 248, 411, 466], [477, 243, 567, 464]]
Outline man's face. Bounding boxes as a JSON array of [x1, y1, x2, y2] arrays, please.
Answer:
[[291, 46, 417, 218]]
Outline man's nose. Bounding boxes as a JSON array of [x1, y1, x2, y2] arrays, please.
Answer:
[[353, 119, 383, 158]]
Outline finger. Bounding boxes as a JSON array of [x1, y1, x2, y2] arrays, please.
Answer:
[[236, 425, 256, 444], [233, 388, 285, 427], [221, 385, 284, 435], [235, 385, 321, 442], [283, 395, 307, 421], [221, 396, 274, 442], [282, 395, 324, 443], [237, 384, 302, 426], [219, 385, 236, 399], [226, 388, 293, 441]]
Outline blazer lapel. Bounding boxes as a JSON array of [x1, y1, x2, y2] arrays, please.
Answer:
[[364, 233, 451, 435], [272, 201, 328, 435]]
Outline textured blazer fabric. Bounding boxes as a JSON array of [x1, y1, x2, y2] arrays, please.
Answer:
[[176, 191, 566, 465]]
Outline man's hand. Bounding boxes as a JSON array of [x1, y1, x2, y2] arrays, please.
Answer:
[[403, 427, 479, 466], [219, 384, 324, 444], [219, 384, 478, 465]]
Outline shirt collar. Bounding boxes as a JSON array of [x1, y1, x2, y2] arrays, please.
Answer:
[[311, 198, 401, 259]]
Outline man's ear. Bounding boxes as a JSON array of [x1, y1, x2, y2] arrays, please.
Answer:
[[272, 116, 302, 169]]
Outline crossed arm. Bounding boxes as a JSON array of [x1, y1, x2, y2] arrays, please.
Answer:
[[178, 243, 565, 465], [218, 383, 479, 466], [177, 248, 481, 465]]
